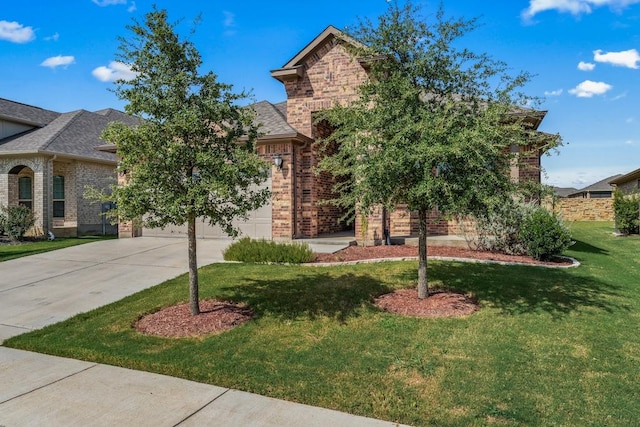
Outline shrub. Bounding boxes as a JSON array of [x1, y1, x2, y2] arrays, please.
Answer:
[[473, 200, 533, 256], [223, 237, 315, 263], [0, 207, 6, 236], [519, 207, 572, 261], [1, 205, 36, 241], [613, 190, 640, 235]]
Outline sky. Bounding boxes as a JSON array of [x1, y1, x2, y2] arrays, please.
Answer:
[[1, 0, 639, 189]]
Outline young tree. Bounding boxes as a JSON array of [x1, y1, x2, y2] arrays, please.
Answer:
[[103, 8, 269, 315], [317, 2, 556, 298]]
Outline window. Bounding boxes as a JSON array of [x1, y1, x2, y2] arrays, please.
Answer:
[[53, 175, 65, 218], [18, 176, 32, 209]]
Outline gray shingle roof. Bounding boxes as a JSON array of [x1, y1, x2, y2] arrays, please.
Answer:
[[251, 100, 300, 138], [553, 187, 578, 198], [569, 174, 621, 196], [0, 97, 60, 126], [0, 107, 138, 162]]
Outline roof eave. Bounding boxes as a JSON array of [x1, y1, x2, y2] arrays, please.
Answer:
[[610, 168, 640, 185]]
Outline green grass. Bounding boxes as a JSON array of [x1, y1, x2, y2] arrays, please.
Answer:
[[4, 222, 640, 426], [0, 235, 116, 262]]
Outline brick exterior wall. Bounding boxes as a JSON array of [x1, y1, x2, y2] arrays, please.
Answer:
[[281, 38, 368, 238], [257, 143, 295, 238]]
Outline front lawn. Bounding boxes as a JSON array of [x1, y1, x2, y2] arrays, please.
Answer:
[[0, 235, 116, 262], [4, 222, 639, 426]]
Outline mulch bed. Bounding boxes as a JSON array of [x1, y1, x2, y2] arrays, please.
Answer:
[[375, 288, 479, 318], [313, 244, 573, 266], [134, 300, 253, 338]]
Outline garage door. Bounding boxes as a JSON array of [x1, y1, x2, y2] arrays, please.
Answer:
[[142, 178, 272, 240]]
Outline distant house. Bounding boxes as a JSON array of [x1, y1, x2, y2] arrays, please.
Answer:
[[609, 168, 640, 195], [567, 175, 621, 199], [553, 187, 578, 198], [0, 98, 137, 237]]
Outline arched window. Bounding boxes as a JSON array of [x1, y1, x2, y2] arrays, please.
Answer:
[[18, 176, 32, 209], [53, 175, 65, 218]]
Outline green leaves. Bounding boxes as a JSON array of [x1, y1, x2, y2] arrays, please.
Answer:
[[103, 7, 268, 233]]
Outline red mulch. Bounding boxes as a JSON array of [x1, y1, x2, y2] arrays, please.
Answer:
[[375, 288, 479, 318], [313, 244, 573, 266], [134, 300, 253, 338]]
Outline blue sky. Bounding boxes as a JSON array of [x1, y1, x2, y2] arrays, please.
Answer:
[[2, 0, 639, 189]]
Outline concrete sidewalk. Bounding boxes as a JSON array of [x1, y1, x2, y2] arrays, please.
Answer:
[[0, 347, 404, 426], [1, 237, 401, 426]]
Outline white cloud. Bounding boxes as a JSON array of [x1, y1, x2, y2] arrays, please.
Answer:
[[594, 49, 640, 69], [578, 61, 596, 71], [40, 55, 75, 69], [625, 139, 635, 144], [92, 61, 137, 82], [569, 80, 613, 97], [522, 0, 640, 20], [544, 89, 563, 96], [0, 20, 35, 43], [44, 32, 60, 42], [222, 11, 237, 36], [92, 0, 127, 6], [223, 11, 235, 28]]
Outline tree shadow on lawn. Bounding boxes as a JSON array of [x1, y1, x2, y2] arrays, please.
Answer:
[[569, 239, 609, 256], [427, 262, 628, 318], [218, 271, 392, 323]]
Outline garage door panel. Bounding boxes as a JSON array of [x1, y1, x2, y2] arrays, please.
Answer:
[[143, 178, 272, 239]]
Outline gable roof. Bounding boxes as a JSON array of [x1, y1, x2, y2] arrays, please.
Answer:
[[270, 25, 356, 83], [0, 106, 137, 163], [568, 174, 621, 197], [0, 97, 60, 127], [610, 168, 640, 186]]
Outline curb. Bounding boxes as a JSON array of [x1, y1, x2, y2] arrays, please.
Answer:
[[308, 255, 580, 269]]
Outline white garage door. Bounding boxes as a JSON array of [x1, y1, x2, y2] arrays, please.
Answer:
[[143, 179, 272, 240]]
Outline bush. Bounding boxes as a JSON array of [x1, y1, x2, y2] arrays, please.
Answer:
[[519, 207, 572, 261], [0, 207, 6, 236], [223, 237, 315, 264], [473, 200, 533, 256], [613, 190, 640, 235], [1, 205, 36, 241]]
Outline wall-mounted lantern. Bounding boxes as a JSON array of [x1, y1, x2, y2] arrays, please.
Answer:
[[273, 153, 283, 171]]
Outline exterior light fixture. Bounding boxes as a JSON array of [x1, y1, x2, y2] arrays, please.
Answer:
[[273, 153, 283, 170]]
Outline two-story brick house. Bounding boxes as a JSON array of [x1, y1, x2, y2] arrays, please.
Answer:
[[129, 25, 551, 243]]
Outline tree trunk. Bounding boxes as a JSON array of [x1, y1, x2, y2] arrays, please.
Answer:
[[417, 206, 429, 299], [187, 212, 200, 315]]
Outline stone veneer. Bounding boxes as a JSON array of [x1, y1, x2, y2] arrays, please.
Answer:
[[549, 198, 615, 222]]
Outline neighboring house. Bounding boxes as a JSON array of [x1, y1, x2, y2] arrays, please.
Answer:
[[553, 187, 578, 198], [567, 174, 621, 198], [609, 168, 640, 195], [107, 26, 554, 242], [0, 98, 137, 237]]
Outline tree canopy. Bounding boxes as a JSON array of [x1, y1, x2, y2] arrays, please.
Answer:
[[103, 7, 269, 314], [317, 1, 557, 298]]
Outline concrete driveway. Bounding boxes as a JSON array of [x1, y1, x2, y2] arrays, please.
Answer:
[[0, 237, 231, 342], [0, 237, 404, 426]]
